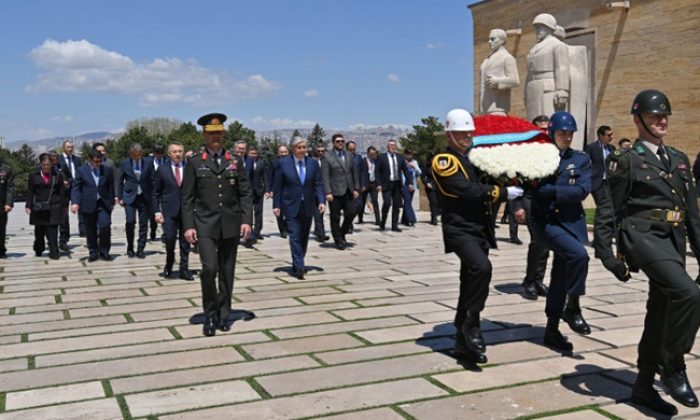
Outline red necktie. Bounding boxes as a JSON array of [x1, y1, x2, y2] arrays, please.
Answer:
[[174, 165, 182, 187]]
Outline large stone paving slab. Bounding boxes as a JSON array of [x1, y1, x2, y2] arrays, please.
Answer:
[[0, 203, 659, 418]]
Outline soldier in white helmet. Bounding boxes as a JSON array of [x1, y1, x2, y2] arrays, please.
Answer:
[[431, 109, 523, 364]]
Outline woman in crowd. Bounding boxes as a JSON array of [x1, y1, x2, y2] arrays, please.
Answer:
[[26, 153, 66, 259]]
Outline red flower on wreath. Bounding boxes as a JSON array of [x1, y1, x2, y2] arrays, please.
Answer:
[[224, 151, 232, 161], [201, 152, 208, 161]]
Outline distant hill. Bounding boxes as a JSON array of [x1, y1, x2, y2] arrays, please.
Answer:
[[5, 125, 412, 155], [5, 132, 116, 153]]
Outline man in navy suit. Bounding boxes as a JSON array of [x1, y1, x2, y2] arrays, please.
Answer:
[[118, 143, 155, 258], [71, 148, 115, 261], [375, 139, 413, 232], [245, 146, 267, 243], [266, 145, 289, 238], [153, 141, 192, 280], [273, 137, 326, 279], [58, 139, 83, 250], [584, 125, 615, 206], [357, 146, 381, 225]]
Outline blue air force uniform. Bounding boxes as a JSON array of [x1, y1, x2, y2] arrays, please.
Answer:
[[531, 148, 591, 320]]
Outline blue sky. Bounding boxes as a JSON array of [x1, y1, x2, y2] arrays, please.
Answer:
[[0, 0, 480, 142]]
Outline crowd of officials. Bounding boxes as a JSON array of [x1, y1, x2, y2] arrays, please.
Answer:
[[0, 88, 698, 415]]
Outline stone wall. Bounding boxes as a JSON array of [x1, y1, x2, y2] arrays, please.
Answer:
[[469, 0, 700, 158]]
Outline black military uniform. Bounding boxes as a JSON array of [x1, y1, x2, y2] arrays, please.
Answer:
[[0, 160, 14, 258], [595, 90, 700, 415], [182, 113, 253, 336], [432, 147, 507, 364]]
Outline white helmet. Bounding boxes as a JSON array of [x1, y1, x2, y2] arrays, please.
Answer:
[[445, 109, 475, 132], [532, 13, 557, 31]]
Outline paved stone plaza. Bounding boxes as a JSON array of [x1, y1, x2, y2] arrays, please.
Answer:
[[0, 202, 699, 419]]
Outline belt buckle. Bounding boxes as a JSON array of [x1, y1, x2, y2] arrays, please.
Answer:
[[665, 210, 682, 223]]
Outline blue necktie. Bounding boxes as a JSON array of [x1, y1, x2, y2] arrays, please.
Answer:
[[298, 160, 306, 184]]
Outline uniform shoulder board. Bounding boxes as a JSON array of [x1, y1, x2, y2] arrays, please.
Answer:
[[667, 146, 681, 156], [634, 144, 645, 154], [432, 153, 461, 177]]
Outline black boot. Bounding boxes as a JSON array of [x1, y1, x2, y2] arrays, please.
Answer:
[[632, 368, 678, 415], [462, 311, 486, 354], [534, 280, 548, 297], [562, 295, 591, 335], [544, 318, 573, 352]]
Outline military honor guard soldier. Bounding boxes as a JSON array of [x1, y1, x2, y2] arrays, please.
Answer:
[[432, 109, 523, 364], [594, 90, 700, 415], [182, 113, 253, 337]]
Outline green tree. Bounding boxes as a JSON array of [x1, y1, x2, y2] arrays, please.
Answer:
[[291, 129, 301, 140], [0, 145, 35, 200], [79, 141, 93, 159], [167, 122, 202, 154], [225, 121, 257, 150], [307, 123, 325, 150], [16, 143, 36, 167], [399, 116, 446, 169], [110, 126, 154, 162], [259, 134, 284, 163]]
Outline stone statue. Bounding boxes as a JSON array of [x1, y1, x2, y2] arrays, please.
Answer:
[[480, 29, 520, 115], [554, 25, 589, 150], [525, 13, 570, 122]]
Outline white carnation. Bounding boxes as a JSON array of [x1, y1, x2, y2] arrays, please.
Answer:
[[468, 142, 560, 181]]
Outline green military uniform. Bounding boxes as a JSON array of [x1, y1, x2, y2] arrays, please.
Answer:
[[182, 115, 253, 326], [0, 161, 14, 257], [595, 141, 700, 400]]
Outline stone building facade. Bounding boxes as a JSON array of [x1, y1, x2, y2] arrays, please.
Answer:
[[469, 0, 699, 156]]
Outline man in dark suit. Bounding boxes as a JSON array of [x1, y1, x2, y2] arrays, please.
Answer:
[[584, 125, 616, 205], [93, 142, 120, 201], [149, 144, 167, 241], [58, 139, 83, 250], [71, 148, 115, 261], [245, 146, 267, 243], [375, 139, 413, 232], [346, 140, 363, 233], [118, 143, 155, 258], [266, 145, 289, 238], [273, 137, 326, 279], [357, 146, 381, 225], [321, 133, 359, 249], [183, 113, 253, 337], [0, 157, 14, 258], [153, 141, 192, 280], [312, 146, 329, 242]]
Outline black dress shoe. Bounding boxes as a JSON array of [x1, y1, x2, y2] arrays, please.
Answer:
[[35, 251, 43, 257], [391, 227, 402, 232], [661, 368, 699, 407], [521, 281, 538, 300], [49, 254, 60, 260], [356, 219, 364, 224], [179, 269, 194, 281], [335, 241, 346, 250], [534, 280, 549, 296], [88, 254, 99, 262], [203, 316, 216, 336], [100, 254, 113, 261], [631, 385, 678, 415], [462, 325, 486, 354], [136, 250, 146, 259], [59, 243, 69, 252], [544, 325, 573, 352], [562, 307, 591, 335], [454, 330, 487, 364], [295, 269, 305, 280], [510, 238, 523, 245], [280, 232, 288, 239], [218, 318, 231, 332], [163, 267, 173, 278], [127, 249, 135, 258], [378, 224, 386, 231]]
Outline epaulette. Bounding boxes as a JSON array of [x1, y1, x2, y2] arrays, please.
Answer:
[[633, 144, 645, 155], [432, 153, 465, 178]]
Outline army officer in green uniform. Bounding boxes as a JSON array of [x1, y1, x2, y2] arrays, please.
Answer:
[[594, 90, 700, 415], [183, 113, 253, 337]]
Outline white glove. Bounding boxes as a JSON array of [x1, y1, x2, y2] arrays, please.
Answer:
[[506, 186, 524, 200]]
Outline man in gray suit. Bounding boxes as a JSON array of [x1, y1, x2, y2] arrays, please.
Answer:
[[322, 133, 359, 250]]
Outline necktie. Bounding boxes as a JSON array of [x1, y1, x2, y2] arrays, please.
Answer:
[[658, 147, 671, 171], [69, 156, 75, 178], [134, 161, 140, 171], [174, 164, 182, 187], [298, 160, 306, 184], [390, 154, 397, 180]]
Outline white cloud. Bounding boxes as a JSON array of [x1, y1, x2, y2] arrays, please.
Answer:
[[387, 73, 400, 83], [51, 115, 73, 123], [426, 42, 446, 50], [26, 39, 282, 106], [304, 89, 319, 97]]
